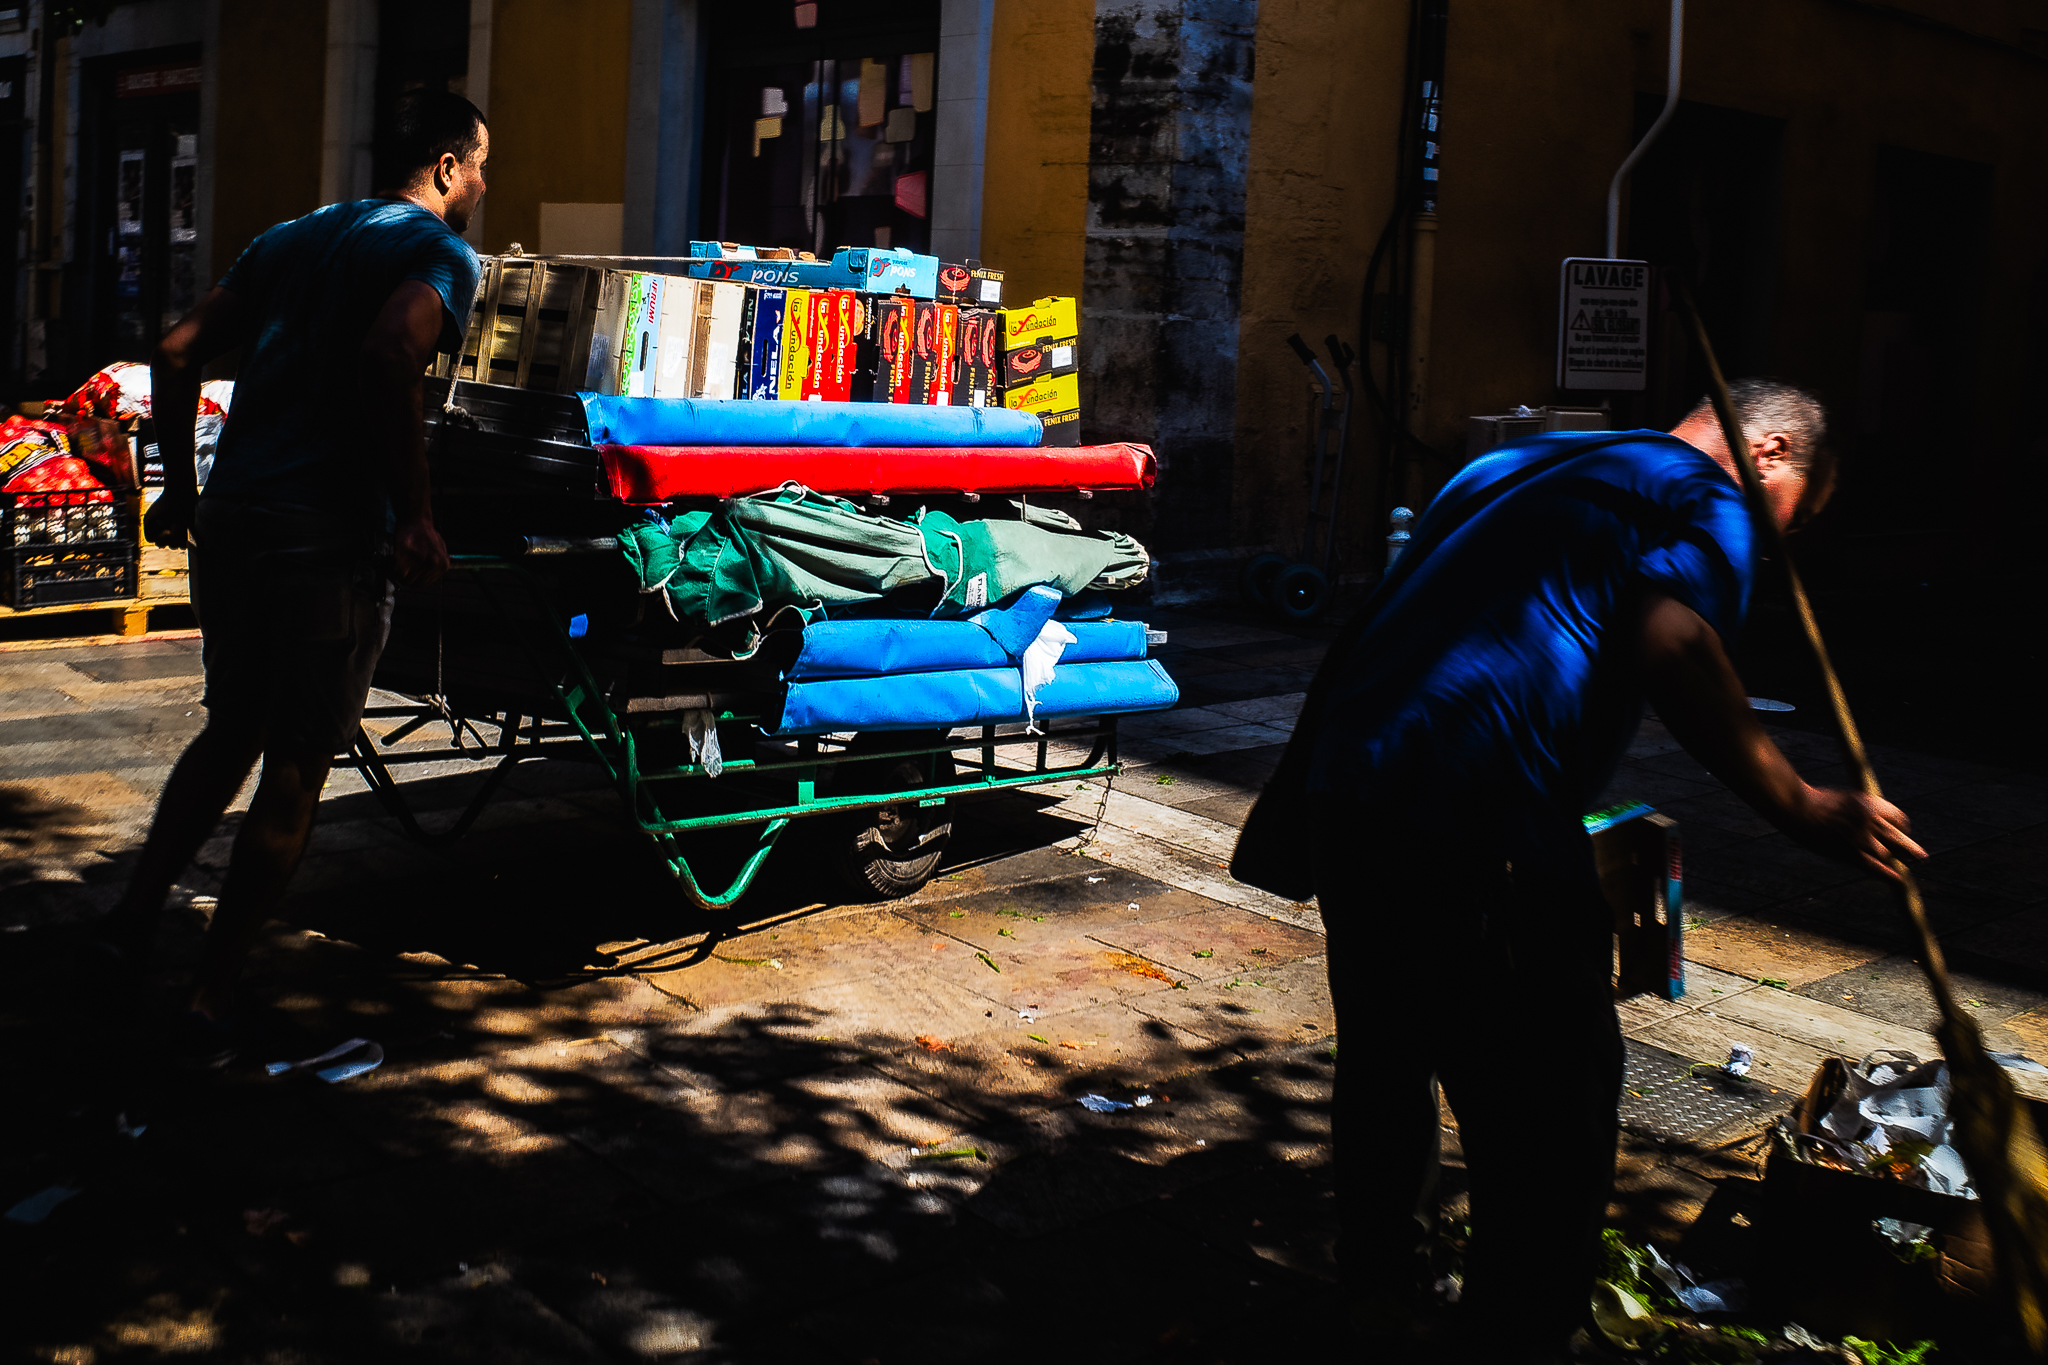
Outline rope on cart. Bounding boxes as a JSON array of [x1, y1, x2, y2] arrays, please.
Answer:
[[1072, 761, 1115, 857]]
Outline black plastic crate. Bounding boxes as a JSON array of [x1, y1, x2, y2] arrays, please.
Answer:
[[5, 489, 139, 608]]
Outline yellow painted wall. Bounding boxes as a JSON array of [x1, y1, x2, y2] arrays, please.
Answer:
[[1231, 0, 1410, 549], [209, 0, 329, 270], [979, 0, 1094, 306], [478, 0, 633, 256]]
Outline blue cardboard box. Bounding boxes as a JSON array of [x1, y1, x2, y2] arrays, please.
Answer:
[[686, 242, 938, 299]]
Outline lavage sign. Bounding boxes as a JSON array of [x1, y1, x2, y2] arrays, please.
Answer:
[[1558, 258, 1650, 391]]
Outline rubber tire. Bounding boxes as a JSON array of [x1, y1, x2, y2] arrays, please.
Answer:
[[1273, 561, 1332, 622], [831, 732, 956, 899], [1239, 552, 1289, 607]]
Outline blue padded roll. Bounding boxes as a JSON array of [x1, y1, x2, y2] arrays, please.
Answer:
[[580, 395, 1045, 448], [776, 668, 1025, 734], [1062, 621, 1150, 664], [787, 613, 1151, 680], [1028, 659, 1179, 720], [788, 620, 1010, 679]]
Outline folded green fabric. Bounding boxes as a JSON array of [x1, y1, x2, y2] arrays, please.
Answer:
[[618, 483, 1149, 638]]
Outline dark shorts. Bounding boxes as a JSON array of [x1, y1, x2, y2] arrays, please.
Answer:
[[189, 497, 394, 758]]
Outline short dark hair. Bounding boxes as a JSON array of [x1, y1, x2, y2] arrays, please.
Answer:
[[373, 90, 486, 192]]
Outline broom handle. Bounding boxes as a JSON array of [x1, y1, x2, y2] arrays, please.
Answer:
[[1671, 286, 1965, 1025]]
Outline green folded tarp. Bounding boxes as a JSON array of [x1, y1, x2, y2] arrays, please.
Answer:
[[617, 483, 1149, 641]]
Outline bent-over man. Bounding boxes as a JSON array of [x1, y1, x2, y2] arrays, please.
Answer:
[[95, 91, 488, 1064], [1235, 380, 1924, 1360]]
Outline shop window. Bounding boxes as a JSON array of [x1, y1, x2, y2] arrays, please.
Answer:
[[703, 3, 941, 255]]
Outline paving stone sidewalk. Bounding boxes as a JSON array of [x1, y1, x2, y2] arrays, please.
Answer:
[[3, 607, 2045, 1362]]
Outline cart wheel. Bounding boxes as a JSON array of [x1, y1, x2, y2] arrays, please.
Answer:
[[1239, 552, 1289, 607], [1272, 562, 1332, 622], [833, 732, 956, 899]]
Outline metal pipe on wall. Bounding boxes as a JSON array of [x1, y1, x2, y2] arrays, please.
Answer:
[[1605, 0, 1683, 259]]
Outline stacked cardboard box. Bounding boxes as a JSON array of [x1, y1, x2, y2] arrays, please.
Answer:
[[443, 250, 1085, 440], [1000, 297, 1079, 446]]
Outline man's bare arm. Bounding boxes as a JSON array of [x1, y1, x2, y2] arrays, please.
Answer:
[[359, 280, 451, 586], [146, 287, 249, 548], [1639, 591, 1924, 878]]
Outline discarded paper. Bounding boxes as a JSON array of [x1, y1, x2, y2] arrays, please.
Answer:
[[266, 1038, 384, 1085]]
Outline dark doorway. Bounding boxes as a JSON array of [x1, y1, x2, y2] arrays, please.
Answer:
[[1851, 146, 1991, 531], [1625, 98, 1786, 430], [700, 3, 941, 255], [69, 48, 202, 387]]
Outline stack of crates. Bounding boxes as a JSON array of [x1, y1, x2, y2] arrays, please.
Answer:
[[4, 488, 139, 608]]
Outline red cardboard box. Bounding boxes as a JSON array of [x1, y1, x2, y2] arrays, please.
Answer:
[[953, 309, 1002, 407], [924, 301, 959, 406], [908, 300, 959, 406], [874, 297, 916, 404], [802, 291, 860, 402]]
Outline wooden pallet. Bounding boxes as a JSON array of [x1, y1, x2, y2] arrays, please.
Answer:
[[0, 589, 184, 639]]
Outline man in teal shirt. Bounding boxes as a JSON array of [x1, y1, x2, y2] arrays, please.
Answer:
[[95, 91, 487, 1061]]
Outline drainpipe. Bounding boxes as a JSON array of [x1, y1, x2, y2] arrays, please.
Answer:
[[1404, 210, 1437, 429], [1605, 0, 1682, 259]]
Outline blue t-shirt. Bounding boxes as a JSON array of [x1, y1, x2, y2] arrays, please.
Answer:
[[206, 198, 481, 528], [1303, 431, 1755, 878]]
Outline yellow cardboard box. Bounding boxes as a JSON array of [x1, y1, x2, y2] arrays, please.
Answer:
[[1001, 370, 1079, 446], [1002, 296, 1078, 351]]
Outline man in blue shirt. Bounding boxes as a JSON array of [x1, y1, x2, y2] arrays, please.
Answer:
[[94, 92, 487, 1061], [1235, 381, 1924, 1357]]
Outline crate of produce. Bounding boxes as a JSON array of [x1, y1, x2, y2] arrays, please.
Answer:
[[5, 488, 139, 608]]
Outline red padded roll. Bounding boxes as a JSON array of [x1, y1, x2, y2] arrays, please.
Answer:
[[596, 442, 1156, 502]]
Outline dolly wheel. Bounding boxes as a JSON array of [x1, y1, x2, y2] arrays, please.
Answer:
[[1273, 561, 1332, 622], [833, 733, 956, 899], [1240, 552, 1289, 607]]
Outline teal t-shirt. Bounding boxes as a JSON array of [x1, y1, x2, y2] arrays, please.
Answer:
[[205, 198, 480, 529]]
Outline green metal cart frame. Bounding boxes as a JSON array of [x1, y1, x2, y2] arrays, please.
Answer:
[[338, 555, 1123, 909]]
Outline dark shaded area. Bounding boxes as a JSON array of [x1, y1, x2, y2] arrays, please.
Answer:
[[0, 813, 1351, 1364]]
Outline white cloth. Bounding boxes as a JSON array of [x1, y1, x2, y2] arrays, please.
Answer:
[[1020, 619, 1077, 733]]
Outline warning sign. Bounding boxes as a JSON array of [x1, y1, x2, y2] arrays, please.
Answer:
[[1558, 258, 1649, 391]]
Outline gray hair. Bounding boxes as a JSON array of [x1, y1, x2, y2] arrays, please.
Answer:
[[1687, 378, 1828, 471]]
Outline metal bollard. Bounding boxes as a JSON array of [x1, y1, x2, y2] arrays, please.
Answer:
[[1386, 507, 1414, 567]]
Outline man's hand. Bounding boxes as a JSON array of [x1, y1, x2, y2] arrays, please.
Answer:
[[142, 491, 196, 550], [1784, 787, 1925, 880], [1640, 590, 1926, 879], [152, 287, 246, 527], [394, 517, 450, 586]]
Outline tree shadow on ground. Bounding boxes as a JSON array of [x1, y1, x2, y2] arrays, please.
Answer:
[[1, 778, 1352, 1364]]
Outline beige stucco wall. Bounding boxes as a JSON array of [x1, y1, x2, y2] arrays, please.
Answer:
[[979, 0, 1096, 308], [477, 0, 633, 257]]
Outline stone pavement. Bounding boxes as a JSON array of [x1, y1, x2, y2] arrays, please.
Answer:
[[2, 608, 2045, 1362]]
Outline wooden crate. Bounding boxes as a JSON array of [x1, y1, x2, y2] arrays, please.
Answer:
[[437, 257, 605, 393], [141, 542, 191, 607]]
